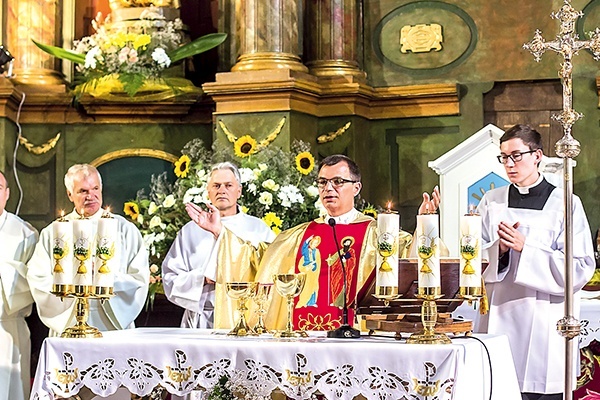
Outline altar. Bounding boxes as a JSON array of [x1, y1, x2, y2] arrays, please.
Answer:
[[30, 328, 521, 400]]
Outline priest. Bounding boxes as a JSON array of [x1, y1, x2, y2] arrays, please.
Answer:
[[475, 124, 595, 400]]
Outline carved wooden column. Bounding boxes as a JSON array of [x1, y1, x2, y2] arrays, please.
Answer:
[[305, 0, 365, 78], [5, 0, 66, 86], [231, 0, 307, 73]]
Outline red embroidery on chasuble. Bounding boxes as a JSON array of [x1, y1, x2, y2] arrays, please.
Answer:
[[293, 220, 370, 331]]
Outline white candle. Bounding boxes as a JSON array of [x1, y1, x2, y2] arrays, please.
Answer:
[[376, 209, 400, 294], [52, 218, 73, 288], [94, 215, 119, 289], [416, 214, 440, 289], [72, 218, 93, 288], [459, 212, 482, 288]]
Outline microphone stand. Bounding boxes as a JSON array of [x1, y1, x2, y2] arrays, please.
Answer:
[[327, 218, 361, 339]]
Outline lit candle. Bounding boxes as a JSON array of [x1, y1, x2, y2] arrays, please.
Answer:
[[52, 211, 73, 290], [459, 207, 482, 289], [94, 210, 118, 292], [72, 217, 93, 290], [416, 213, 440, 290], [376, 202, 400, 296]]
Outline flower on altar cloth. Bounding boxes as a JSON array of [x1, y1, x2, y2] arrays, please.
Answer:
[[33, 7, 227, 98]]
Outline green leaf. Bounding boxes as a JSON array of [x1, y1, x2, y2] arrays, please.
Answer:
[[168, 33, 227, 64], [32, 40, 86, 64]]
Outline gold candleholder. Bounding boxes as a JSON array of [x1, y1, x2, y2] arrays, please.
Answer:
[[406, 287, 451, 344], [50, 288, 108, 338]]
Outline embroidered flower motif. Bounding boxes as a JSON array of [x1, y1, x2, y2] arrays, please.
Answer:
[[297, 313, 340, 331]]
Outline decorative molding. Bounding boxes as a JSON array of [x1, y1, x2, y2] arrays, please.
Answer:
[[19, 132, 61, 155], [90, 148, 178, 167], [202, 70, 460, 119]]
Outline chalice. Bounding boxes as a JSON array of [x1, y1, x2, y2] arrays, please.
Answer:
[[460, 235, 478, 275], [273, 273, 307, 338], [226, 282, 258, 336], [377, 232, 396, 273], [417, 235, 436, 274], [253, 283, 273, 334], [74, 238, 91, 295]]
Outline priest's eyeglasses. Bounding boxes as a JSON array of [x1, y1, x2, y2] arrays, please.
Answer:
[[316, 177, 358, 188], [497, 150, 536, 164]]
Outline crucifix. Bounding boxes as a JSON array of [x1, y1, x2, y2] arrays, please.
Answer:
[[523, 1, 600, 399]]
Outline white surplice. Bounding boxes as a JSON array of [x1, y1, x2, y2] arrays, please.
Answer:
[[27, 209, 149, 336], [0, 211, 38, 400], [474, 183, 595, 394], [162, 212, 275, 329]]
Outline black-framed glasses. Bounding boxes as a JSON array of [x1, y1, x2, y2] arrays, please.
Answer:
[[497, 150, 536, 164], [315, 177, 358, 188]]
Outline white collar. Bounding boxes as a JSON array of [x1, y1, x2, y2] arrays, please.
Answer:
[[514, 173, 544, 194], [325, 208, 359, 225]]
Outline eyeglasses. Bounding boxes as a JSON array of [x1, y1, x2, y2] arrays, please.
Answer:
[[497, 150, 536, 164], [315, 177, 358, 188]]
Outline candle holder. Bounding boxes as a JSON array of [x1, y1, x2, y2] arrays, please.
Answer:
[[51, 288, 113, 338], [406, 287, 451, 344]]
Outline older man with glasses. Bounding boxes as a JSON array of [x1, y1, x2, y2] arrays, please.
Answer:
[[474, 124, 595, 400]]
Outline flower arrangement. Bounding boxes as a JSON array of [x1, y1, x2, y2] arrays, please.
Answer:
[[204, 372, 270, 400], [33, 7, 227, 97], [124, 128, 323, 306]]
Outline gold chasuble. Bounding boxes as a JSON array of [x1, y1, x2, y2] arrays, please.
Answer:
[[253, 214, 377, 331]]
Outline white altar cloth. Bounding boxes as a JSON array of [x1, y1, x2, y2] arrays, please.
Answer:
[[30, 328, 520, 400]]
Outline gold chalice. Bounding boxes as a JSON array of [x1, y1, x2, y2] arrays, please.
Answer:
[[273, 273, 307, 338], [460, 235, 478, 275], [226, 282, 258, 336], [417, 235, 436, 274], [377, 232, 396, 273], [253, 283, 273, 335]]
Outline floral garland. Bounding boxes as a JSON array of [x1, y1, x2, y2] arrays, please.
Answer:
[[218, 117, 287, 157]]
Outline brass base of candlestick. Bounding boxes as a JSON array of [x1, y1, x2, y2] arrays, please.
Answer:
[[52, 284, 74, 296], [73, 285, 93, 295], [274, 329, 309, 338], [94, 286, 114, 297], [373, 286, 401, 307], [406, 291, 451, 345], [459, 286, 482, 300], [60, 297, 103, 338]]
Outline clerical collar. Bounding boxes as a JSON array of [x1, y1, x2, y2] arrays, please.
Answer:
[[513, 173, 543, 194], [508, 175, 555, 210], [325, 208, 360, 225]]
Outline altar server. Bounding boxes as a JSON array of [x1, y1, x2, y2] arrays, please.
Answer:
[[162, 162, 275, 328], [0, 170, 38, 400], [27, 164, 149, 336], [475, 124, 595, 400]]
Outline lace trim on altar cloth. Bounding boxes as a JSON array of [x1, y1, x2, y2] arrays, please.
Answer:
[[33, 350, 454, 400]]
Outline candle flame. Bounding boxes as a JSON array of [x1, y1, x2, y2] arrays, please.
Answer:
[[386, 201, 393, 212]]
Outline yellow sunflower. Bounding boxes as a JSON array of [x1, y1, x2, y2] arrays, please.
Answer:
[[174, 154, 191, 178], [123, 201, 140, 220], [263, 212, 283, 234], [362, 205, 378, 219], [295, 151, 315, 175], [234, 135, 258, 158]]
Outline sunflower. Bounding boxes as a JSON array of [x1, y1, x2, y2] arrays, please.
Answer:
[[362, 205, 378, 219], [174, 154, 191, 178], [295, 151, 315, 175], [123, 201, 140, 220], [234, 135, 258, 158], [263, 212, 283, 234]]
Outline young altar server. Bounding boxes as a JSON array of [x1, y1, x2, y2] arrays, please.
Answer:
[[475, 124, 595, 400], [0, 170, 38, 400]]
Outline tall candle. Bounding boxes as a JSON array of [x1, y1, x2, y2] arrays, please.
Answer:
[[459, 212, 482, 288], [94, 214, 119, 290], [72, 218, 93, 289], [416, 214, 440, 289], [376, 207, 400, 295], [52, 217, 73, 289]]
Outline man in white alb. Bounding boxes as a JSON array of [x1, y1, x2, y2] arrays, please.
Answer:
[[162, 162, 276, 329], [0, 170, 38, 400]]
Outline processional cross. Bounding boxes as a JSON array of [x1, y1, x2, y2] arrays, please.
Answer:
[[523, 1, 600, 398]]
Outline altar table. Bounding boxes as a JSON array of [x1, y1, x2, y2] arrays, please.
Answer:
[[30, 328, 521, 400]]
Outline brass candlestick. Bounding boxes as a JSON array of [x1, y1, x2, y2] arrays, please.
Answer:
[[406, 287, 451, 345]]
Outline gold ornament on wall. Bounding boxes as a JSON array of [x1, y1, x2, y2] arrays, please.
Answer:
[[218, 117, 286, 155], [19, 133, 61, 155], [400, 24, 443, 53], [317, 122, 351, 144]]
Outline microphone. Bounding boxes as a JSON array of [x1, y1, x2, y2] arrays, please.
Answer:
[[326, 218, 360, 338]]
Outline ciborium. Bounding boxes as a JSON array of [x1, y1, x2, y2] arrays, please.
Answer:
[[273, 273, 307, 338], [226, 282, 258, 336], [253, 283, 273, 335]]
